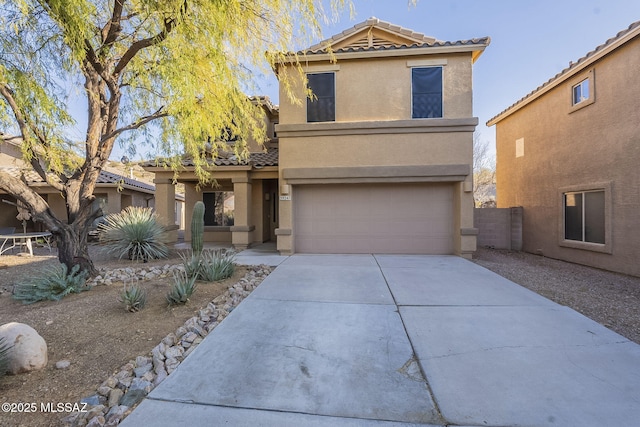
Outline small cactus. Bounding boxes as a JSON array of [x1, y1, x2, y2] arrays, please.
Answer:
[[191, 201, 205, 255]]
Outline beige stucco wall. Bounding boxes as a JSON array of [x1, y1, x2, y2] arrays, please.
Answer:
[[276, 51, 478, 256], [279, 54, 473, 124], [494, 35, 640, 276]]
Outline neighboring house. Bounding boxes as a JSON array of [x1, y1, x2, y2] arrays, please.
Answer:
[[487, 21, 640, 276], [147, 18, 489, 257], [0, 135, 185, 231]]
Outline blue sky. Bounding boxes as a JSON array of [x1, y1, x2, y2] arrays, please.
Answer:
[[107, 0, 640, 161], [253, 0, 640, 160]]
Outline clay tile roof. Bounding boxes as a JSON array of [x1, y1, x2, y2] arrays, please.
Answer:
[[1, 167, 155, 192], [250, 148, 279, 167], [488, 20, 640, 125], [96, 169, 155, 192], [142, 147, 279, 169]]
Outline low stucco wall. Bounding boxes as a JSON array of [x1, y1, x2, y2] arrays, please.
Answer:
[[474, 207, 522, 251]]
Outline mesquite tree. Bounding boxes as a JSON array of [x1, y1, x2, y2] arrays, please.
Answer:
[[0, 0, 344, 276]]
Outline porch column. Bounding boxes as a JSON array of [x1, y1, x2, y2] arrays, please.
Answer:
[[230, 176, 254, 250], [153, 178, 178, 243]]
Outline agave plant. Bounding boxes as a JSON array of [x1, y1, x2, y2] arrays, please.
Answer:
[[119, 282, 147, 312], [199, 249, 236, 282], [13, 263, 91, 304], [179, 250, 202, 280], [166, 270, 197, 306], [0, 336, 12, 378], [99, 206, 169, 262]]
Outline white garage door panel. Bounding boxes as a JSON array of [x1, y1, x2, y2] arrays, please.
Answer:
[[294, 183, 454, 254]]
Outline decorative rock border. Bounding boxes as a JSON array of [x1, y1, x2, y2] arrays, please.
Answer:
[[62, 264, 273, 427], [89, 264, 182, 287]]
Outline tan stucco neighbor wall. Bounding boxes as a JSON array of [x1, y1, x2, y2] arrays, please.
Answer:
[[491, 33, 640, 276]]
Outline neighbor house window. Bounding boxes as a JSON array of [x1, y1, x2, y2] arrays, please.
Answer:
[[564, 190, 605, 244], [307, 72, 335, 122], [203, 192, 234, 226], [572, 78, 590, 105], [412, 67, 443, 118]]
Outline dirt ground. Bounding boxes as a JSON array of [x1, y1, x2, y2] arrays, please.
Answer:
[[0, 245, 244, 427]]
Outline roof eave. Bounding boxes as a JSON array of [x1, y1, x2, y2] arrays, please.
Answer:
[[487, 22, 640, 126], [281, 43, 489, 64]]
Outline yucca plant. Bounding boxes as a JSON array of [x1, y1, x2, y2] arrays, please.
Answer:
[[199, 249, 236, 282], [166, 270, 197, 306], [179, 250, 202, 279], [0, 336, 12, 379], [13, 263, 91, 304], [119, 283, 147, 312], [99, 206, 169, 262]]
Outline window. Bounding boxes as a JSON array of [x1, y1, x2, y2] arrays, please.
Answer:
[[412, 67, 443, 118], [572, 78, 590, 105], [564, 190, 604, 244], [203, 192, 234, 226], [307, 73, 335, 122]]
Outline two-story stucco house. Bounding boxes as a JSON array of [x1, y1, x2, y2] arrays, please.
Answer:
[[148, 18, 489, 257], [487, 21, 640, 276]]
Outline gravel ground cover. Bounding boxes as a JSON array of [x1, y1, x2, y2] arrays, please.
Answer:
[[473, 248, 640, 344]]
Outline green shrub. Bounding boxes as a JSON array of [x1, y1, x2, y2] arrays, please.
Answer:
[[199, 249, 236, 282], [167, 270, 197, 305], [99, 206, 169, 262], [0, 336, 11, 379], [179, 250, 202, 279], [119, 283, 147, 312], [13, 263, 91, 304]]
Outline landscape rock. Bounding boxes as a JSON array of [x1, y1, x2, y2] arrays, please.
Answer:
[[97, 386, 112, 397], [120, 388, 146, 407], [0, 322, 48, 374], [56, 359, 71, 369], [85, 415, 106, 427], [105, 405, 129, 425], [107, 388, 123, 407], [80, 395, 103, 406], [133, 363, 152, 378], [129, 377, 152, 393], [164, 345, 184, 360]]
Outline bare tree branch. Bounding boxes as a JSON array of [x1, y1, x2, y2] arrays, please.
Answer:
[[101, 107, 168, 143], [114, 17, 176, 75], [101, 0, 125, 47]]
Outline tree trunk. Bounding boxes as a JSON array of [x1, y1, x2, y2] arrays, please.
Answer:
[[54, 222, 97, 278]]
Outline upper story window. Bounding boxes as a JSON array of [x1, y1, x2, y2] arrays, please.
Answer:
[[572, 78, 590, 105], [307, 72, 335, 122], [412, 67, 443, 119]]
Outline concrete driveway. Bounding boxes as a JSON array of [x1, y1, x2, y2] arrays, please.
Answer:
[[122, 254, 640, 426]]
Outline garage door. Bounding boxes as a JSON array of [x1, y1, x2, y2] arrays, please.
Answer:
[[294, 183, 454, 254]]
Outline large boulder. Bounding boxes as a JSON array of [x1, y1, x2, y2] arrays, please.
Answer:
[[0, 322, 48, 374]]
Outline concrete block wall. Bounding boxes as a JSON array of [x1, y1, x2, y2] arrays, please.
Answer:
[[474, 207, 523, 250]]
